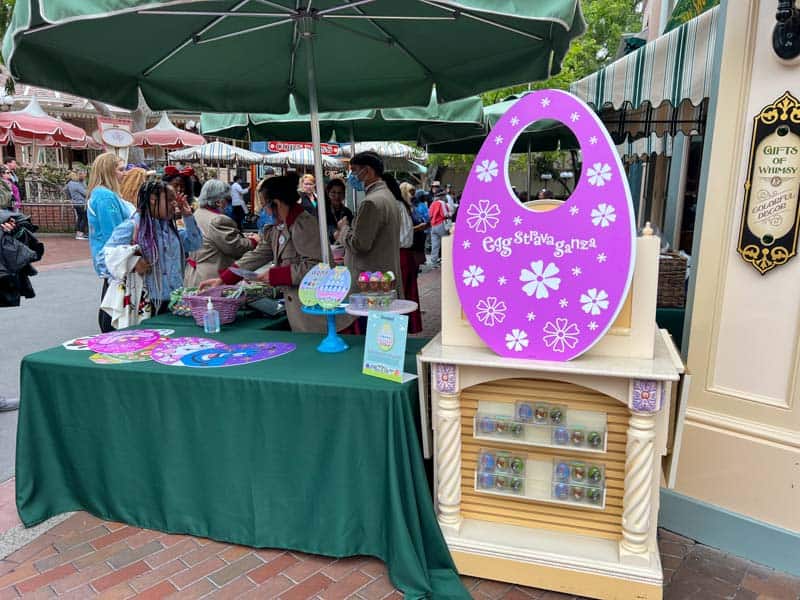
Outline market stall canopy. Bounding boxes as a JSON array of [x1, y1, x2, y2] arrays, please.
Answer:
[[201, 91, 485, 145], [2, 1, 586, 114], [337, 141, 427, 161], [261, 148, 343, 169], [168, 141, 264, 164], [569, 5, 719, 144], [0, 97, 87, 144], [133, 113, 206, 148]]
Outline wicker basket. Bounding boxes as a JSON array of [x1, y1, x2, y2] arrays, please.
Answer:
[[657, 252, 687, 308], [187, 286, 245, 326]]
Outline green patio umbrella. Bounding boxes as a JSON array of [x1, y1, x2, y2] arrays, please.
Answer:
[[2, 0, 585, 263], [201, 90, 486, 145]]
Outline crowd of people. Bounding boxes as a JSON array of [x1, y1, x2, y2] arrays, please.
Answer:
[[79, 150, 462, 337]]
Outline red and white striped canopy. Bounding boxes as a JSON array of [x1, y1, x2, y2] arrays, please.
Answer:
[[133, 113, 205, 148], [0, 97, 87, 143]]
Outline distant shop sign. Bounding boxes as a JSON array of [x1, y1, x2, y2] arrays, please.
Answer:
[[267, 141, 340, 155]]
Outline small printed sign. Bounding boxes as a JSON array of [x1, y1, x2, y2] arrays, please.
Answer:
[[267, 141, 340, 155], [362, 312, 409, 383], [738, 91, 800, 275]]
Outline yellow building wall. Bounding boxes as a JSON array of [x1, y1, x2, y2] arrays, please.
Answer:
[[676, 0, 800, 531]]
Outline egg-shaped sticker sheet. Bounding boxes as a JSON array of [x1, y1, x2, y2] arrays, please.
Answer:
[[453, 90, 635, 361]]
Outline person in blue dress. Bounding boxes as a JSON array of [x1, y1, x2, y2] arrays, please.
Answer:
[[87, 152, 133, 332], [101, 180, 202, 315]]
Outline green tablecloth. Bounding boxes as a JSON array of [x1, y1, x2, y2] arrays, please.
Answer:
[[17, 323, 468, 599], [144, 310, 290, 331]]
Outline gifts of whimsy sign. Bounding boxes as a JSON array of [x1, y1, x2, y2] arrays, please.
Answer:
[[738, 91, 800, 275], [453, 90, 636, 361]]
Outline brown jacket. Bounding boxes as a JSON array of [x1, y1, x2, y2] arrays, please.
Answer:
[[184, 208, 253, 288], [237, 210, 352, 332], [340, 180, 402, 294]]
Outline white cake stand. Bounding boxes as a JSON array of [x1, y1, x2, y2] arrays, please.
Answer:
[[344, 299, 418, 318]]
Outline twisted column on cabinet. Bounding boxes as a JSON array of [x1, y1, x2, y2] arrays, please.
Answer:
[[620, 379, 663, 564], [434, 364, 462, 532]]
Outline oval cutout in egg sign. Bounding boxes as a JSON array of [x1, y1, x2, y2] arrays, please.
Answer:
[[452, 90, 636, 361]]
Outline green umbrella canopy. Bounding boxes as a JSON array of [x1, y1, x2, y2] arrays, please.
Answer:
[[2, 1, 585, 114], [425, 92, 579, 153], [200, 90, 486, 144]]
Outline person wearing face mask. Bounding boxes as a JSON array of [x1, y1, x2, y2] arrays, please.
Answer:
[[336, 152, 402, 295], [100, 180, 202, 316], [199, 175, 352, 333]]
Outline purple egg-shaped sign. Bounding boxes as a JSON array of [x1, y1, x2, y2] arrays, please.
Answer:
[[453, 90, 635, 361]]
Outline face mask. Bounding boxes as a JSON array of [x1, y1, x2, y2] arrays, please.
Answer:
[[347, 170, 365, 192]]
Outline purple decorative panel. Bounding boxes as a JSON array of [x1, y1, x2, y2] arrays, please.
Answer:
[[631, 380, 662, 413], [435, 364, 457, 394], [453, 90, 636, 361]]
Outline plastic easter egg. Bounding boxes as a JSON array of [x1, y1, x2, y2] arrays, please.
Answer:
[[377, 320, 395, 351], [299, 263, 331, 307], [453, 89, 636, 361]]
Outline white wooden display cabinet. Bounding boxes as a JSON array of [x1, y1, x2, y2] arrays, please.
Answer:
[[417, 231, 684, 600]]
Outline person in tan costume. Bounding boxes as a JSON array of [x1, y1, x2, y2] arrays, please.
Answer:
[[335, 151, 403, 295], [200, 174, 351, 333], [184, 179, 255, 288]]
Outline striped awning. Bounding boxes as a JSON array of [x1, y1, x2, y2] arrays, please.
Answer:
[[168, 141, 264, 164], [616, 133, 675, 161], [570, 6, 720, 110]]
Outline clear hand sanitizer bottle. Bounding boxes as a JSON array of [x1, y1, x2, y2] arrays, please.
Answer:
[[203, 297, 220, 333]]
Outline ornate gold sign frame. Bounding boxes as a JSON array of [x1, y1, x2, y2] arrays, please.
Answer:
[[738, 91, 800, 275]]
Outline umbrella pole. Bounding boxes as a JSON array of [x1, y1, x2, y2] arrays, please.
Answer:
[[350, 124, 357, 213], [304, 31, 331, 265], [526, 137, 532, 198]]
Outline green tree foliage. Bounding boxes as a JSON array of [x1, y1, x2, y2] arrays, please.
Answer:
[[0, 0, 15, 50], [432, 0, 642, 168], [1, 0, 15, 94], [664, 0, 719, 33], [482, 0, 644, 105]]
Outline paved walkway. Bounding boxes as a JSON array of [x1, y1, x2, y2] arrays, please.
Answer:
[[1, 242, 799, 598]]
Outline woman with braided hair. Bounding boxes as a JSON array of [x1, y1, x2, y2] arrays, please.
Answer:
[[100, 179, 202, 316]]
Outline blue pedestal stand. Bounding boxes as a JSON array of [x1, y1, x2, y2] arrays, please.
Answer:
[[300, 305, 349, 353]]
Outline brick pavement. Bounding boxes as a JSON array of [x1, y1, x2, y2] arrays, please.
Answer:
[[34, 235, 91, 271], [2, 262, 800, 598]]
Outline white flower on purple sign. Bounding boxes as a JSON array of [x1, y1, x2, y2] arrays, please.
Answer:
[[462, 265, 485, 288], [476, 296, 507, 327], [520, 260, 560, 299], [542, 318, 580, 353], [505, 329, 529, 352], [475, 159, 499, 183], [591, 203, 617, 228], [587, 162, 612, 187], [494, 135, 504, 145], [580, 288, 609, 315], [466, 199, 501, 233]]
